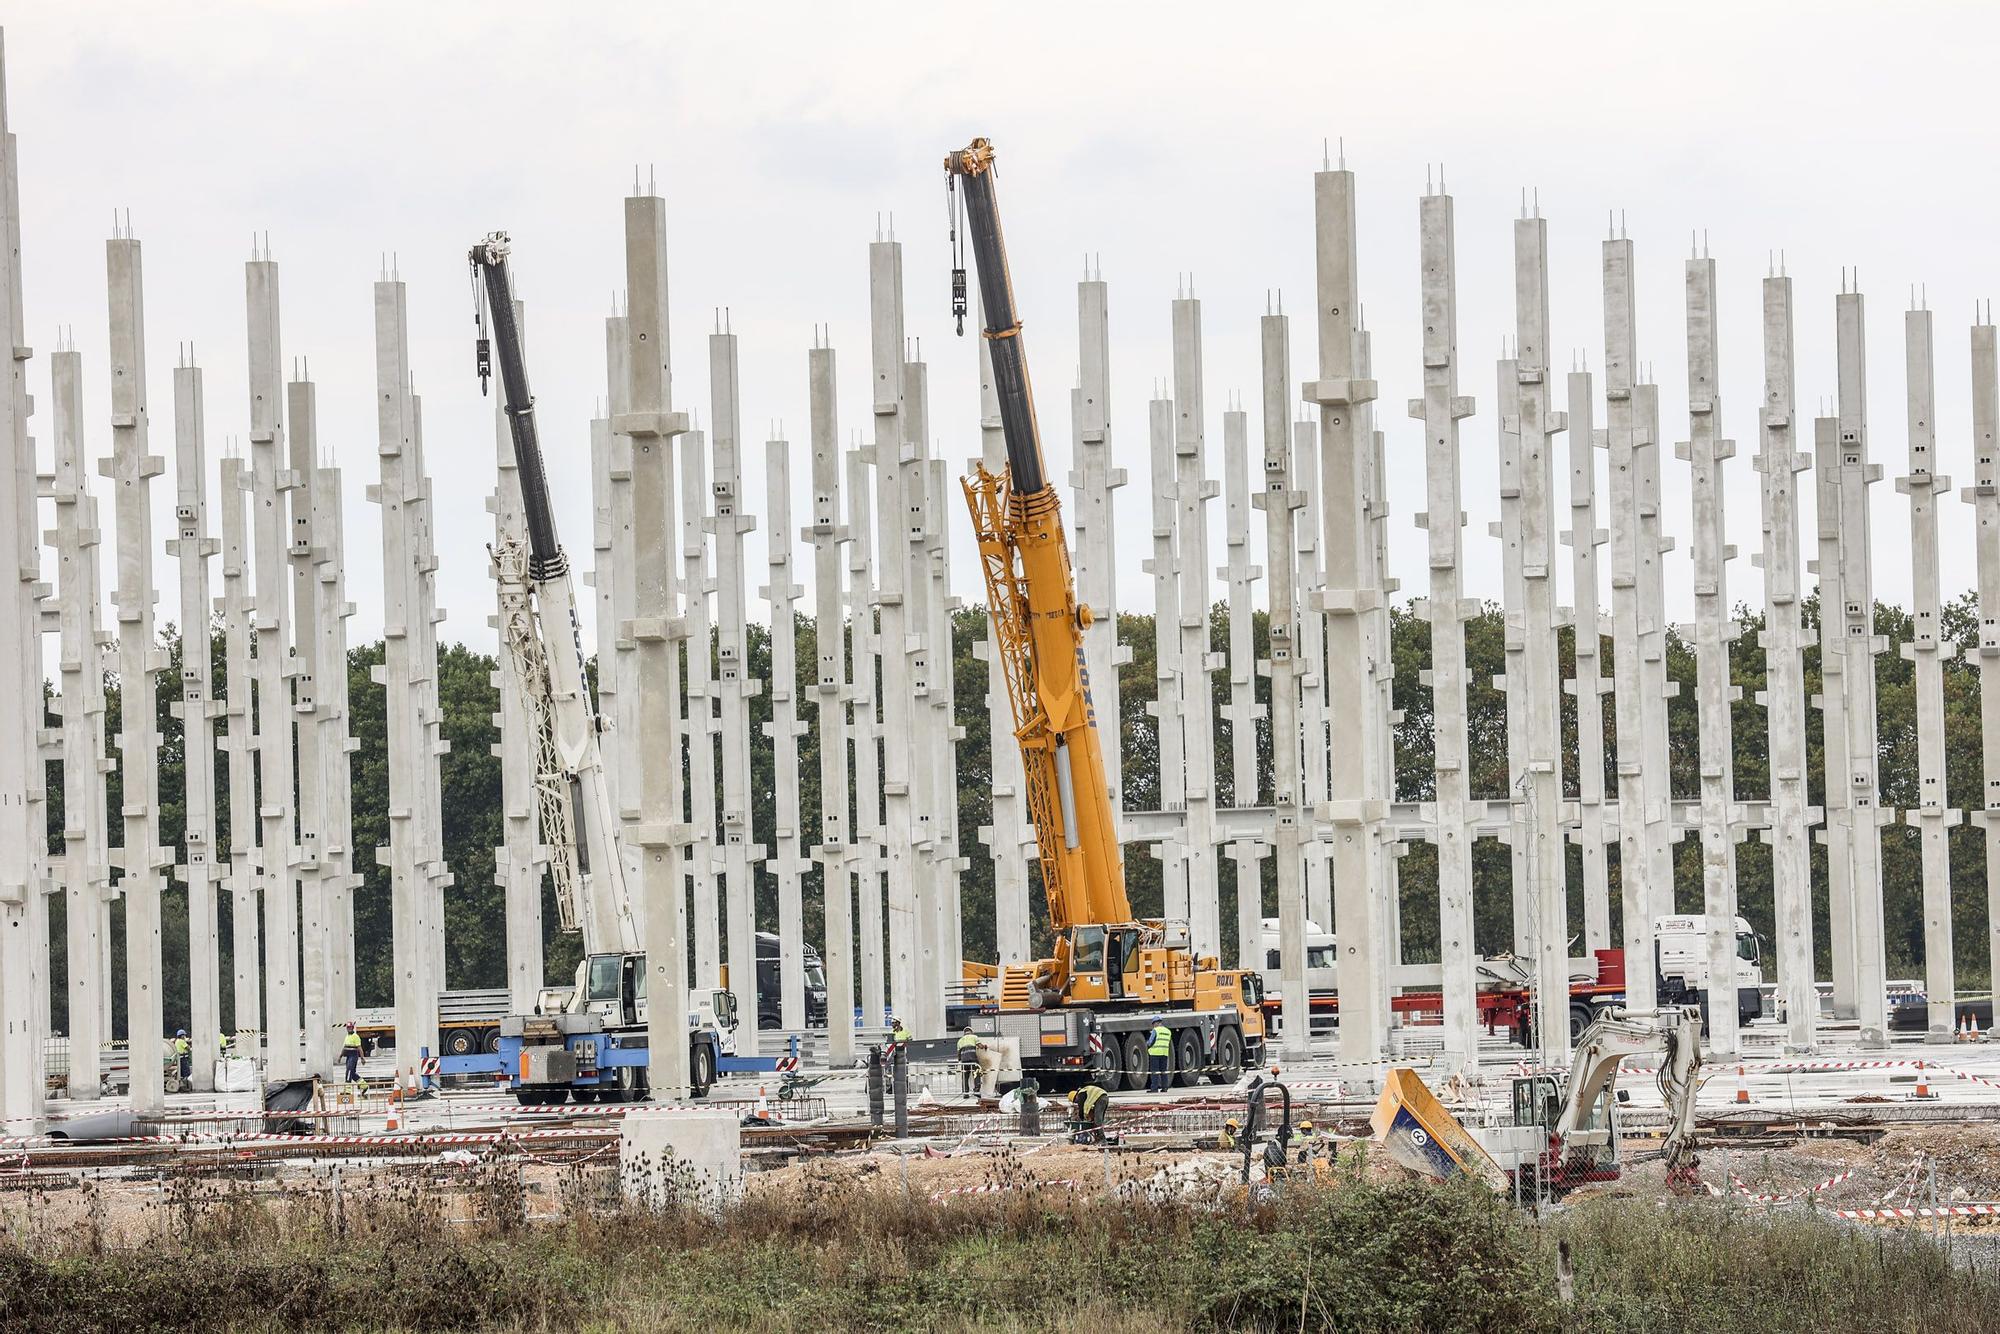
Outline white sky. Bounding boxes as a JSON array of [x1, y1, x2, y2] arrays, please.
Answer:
[[12, 1, 2000, 661]]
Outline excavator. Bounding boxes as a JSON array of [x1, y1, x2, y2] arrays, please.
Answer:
[[947, 138, 1267, 1091], [1373, 1005, 1704, 1200]]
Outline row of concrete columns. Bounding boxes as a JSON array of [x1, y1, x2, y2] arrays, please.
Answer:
[[22, 110, 2000, 1131]]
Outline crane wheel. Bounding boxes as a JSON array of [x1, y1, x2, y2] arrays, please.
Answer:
[[1172, 1029, 1204, 1088], [1119, 1033, 1150, 1091], [1207, 1027, 1243, 1084]]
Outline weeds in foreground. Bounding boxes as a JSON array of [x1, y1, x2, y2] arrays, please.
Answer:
[[0, 1161, 1995, 1332]]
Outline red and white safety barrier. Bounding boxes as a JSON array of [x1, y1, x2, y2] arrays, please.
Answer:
[[1836, 1205, 2000, 1221]]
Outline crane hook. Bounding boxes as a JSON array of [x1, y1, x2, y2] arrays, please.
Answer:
[[947, 172, 968, 336]]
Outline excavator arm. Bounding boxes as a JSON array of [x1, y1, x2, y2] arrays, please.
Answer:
[[1553, 1005, 1702, 1187], [947, 139, 1130, 994]]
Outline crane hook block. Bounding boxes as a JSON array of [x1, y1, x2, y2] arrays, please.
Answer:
[[952, 267, 968, 336], [476, 336, 492, 396]]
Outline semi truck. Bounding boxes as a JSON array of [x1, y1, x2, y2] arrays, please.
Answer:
[[352, 988, 512, 1057], [1258, 914, 1763, 1044], [946, 137, 1267, 1091]]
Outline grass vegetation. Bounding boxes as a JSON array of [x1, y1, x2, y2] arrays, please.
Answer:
[[1, 1162, 1996, 1332]]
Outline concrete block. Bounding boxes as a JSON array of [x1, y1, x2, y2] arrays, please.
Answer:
[[621, 1108, 742, 1211]]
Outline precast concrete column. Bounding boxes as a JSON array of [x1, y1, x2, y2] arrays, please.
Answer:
[[316, 456, 358, 1026], [977, 333, 1031, 964], [763, 434, 806, 1043], [46, 342, 108, 1100], [1073, 269, 1128, 817], [405, 393, 452, 993], [1222, 400, 1270, 970], [1295, 413, 1332, 931], [678, 425, 720, 985], [246, 249, 300, 1077], [1601, 235, 1659, 1011], [489, 300, 546, 1013], [1493, 353, 1530, 956], [1304, 160, 1390, 1064], [1145, 392, 1190, 923], [219, 454, 260, 1039], [1898, 302, 1957, 1042], [1359, 326, 1402, 990], [1411, 187, 1478, 1071], [604, 314, 645, 899], [1813, 412, 1855, 1015], [105, 229, 169, 1113], [1678, 253, 1742, 1056], [922, 391, 967, 1010], [287, 369, 334, 1074], [807, 340, 856, 1060], [1256, 308, 1310, 1058], [900, 348, 954, 1032], [867, 233, 919, 1032], [1966, 322, 2000, 1010], [845, 438, 885, 1030], [1634, 378, 1679, 924], [169, 352, 222, 1085], [1834, 287, 1890, 1049], [0, 31, 47, 1131], [1563, 365, 1612, 954], [370, 274, 440, 1088], [1752, 271, 1817, 1051], [1513, 212, 1570, 1064], [1171, 294, 1223, 959], [614, 189, 693, 1099], [710, 328, 770, 1039]]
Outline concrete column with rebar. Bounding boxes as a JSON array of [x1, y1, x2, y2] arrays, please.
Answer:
[[1965, 320, 2000, 1018], [808, 340, 856, 1060], [1563, 364, 1612, 955], [763, 433, 807, 1042], [1172, 294, 1222, 960]]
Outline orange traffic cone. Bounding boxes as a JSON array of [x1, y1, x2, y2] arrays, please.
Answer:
[[1973, 1013, 1985, 1043], [385, 1089, 402, 1133], [1913, 1061, 1934, 1100], [1734, 1065, 1750, 1105]]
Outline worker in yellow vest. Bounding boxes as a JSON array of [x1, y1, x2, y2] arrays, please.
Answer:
[[956, 1029, 982, 1095], [1146, 1022, 1173, 1092], [1067, 1084, 1109, 1143], [341, 1023, 363, 1083], [170, 1030, 192, 1088]]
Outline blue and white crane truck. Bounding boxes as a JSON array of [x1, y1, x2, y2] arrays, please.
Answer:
[[434, 950, 800, 1104]]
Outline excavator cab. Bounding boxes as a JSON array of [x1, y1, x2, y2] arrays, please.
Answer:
[[1511, 1074, 1561, 1132]]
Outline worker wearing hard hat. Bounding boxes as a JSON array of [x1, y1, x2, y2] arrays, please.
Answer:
[[1067, 1085, 1109, 1144], [1146, 1022, 1173, 1092], [341, 1022, 363, 1083], [1218, 1115, 1240, 1151], [1295, 1118, 1317, 1164], [171, 1030, 192, 1086], [956, 1028, 982, 1095]]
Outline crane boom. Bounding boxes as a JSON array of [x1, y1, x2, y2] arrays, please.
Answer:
[[947, 140, 1131, 1001], [471, 232, 638, 954]]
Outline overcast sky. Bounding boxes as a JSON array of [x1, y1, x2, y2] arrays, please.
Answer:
[[12, 2, 2000, 664]]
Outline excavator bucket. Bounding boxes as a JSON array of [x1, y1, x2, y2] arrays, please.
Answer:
[[1370, 1067, 1507, 1190]]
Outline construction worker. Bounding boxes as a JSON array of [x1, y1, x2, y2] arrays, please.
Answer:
[[341, 1022, 363, 1083], [217, 1030, 233, 1060], [171, 1030, 192, 1087], [887, 1016, 911, 1054], [1295, 1118, 1317, 1164], [956, 1027, 982, 1095], [1067, 1084, 1109, 1143], [1146, 1021, 1173, 1092], [1218, 1115, 1240, 1151]]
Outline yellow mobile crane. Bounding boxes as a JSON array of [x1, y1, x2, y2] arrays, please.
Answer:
[[947, 138, 1267, 1091]]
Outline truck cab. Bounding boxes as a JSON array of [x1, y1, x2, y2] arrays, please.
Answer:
[[1653, 915, 1762, 1027], [499, 950, 724, 1104]]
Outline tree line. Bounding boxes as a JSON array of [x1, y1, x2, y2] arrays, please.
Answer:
[[43, 590, 1994, 1037]]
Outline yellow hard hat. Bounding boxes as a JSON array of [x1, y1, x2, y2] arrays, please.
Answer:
[[1225, 1116, 1240, 1127], [1298, 1119, 1313, 1131]]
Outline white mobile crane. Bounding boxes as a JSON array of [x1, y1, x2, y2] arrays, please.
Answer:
[[472, 232, 636, 956], [472, 233, 726, 1103]]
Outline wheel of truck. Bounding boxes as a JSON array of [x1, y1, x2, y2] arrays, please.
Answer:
[[481, 1029, 501, 1055], [513, 1088, 547, 1107], [443, 1027, 478, 1058], [1208, 1027, 1243, 1085], [1088, 1044, 1120, 1092], [1569, 1004, 1593, 1045], [1173, 1029, 1204, 1088], [691, 1043, 715, 1098], [613, 1065, 641, 1103], [1119, 1032, 1151, 1092]]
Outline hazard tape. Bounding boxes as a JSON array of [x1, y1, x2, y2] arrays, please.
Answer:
[[1729, 1167, 1855, 1205], [1836, 1205, 2000, 1221], [26, 1126, 618, 1151]]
